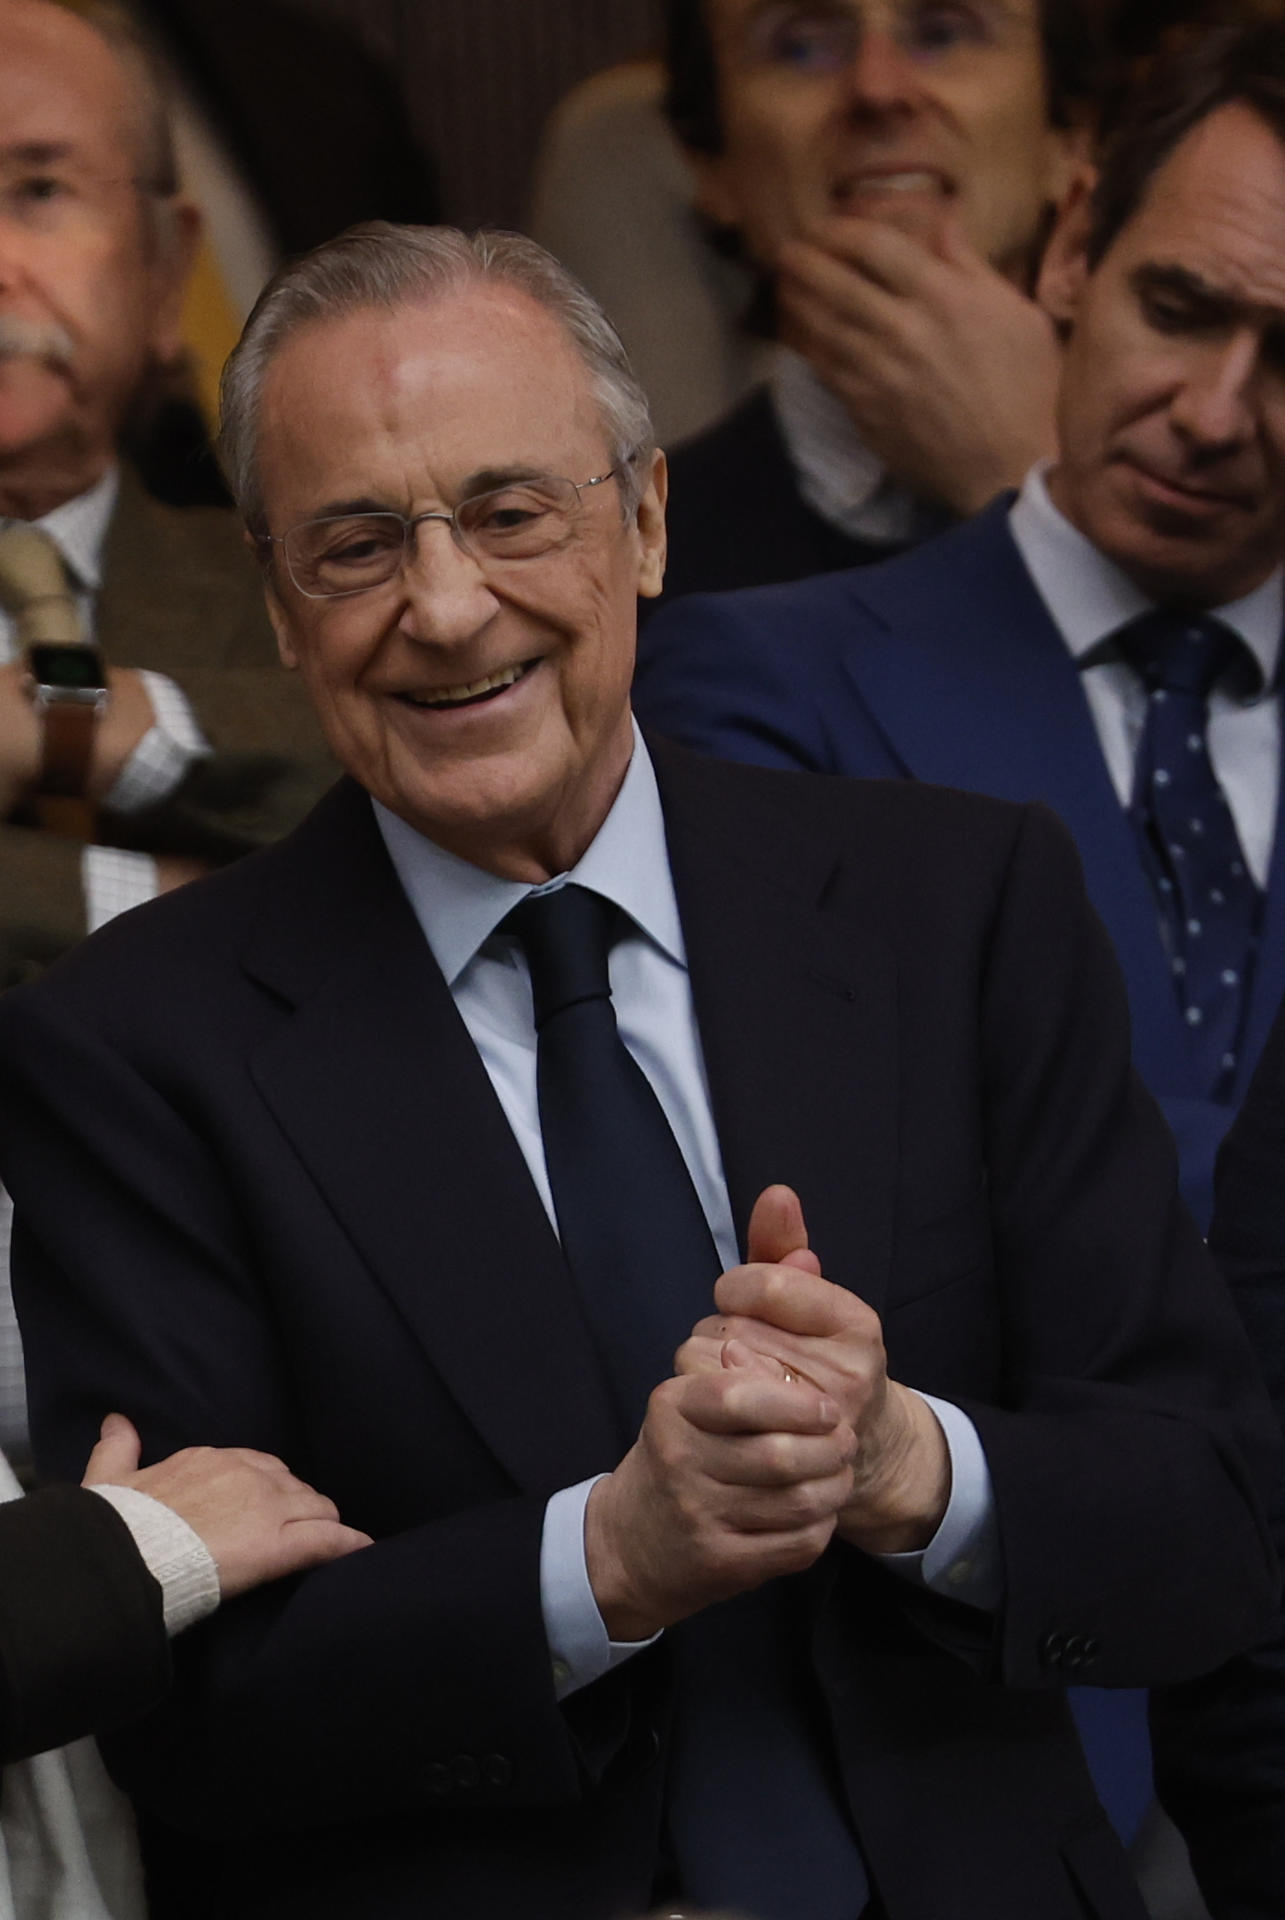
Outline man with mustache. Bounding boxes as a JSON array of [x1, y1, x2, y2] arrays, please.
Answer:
[[0, 0, 331, 998], [636, 24, 1285, 1912]]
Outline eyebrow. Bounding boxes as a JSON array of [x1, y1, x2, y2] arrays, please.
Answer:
[[1131, 261, 1259, 324], [0, 141, 79, 167]]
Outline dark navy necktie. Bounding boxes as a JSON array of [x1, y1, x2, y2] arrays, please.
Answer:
[[1118, 611, 1263, 1099], [504, 882, 720, 1436], [506, 881, 871, 1920]]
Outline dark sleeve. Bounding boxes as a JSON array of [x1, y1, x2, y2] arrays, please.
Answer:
[[1146, 1002, 1285, 1918], [957, 804, 1280, 1688], [0, 1484, 169, 1762]]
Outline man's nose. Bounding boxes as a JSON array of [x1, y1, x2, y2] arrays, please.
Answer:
[[840, 24, 922, 118], [398, 519, 499, 642], [1169, 334, 1260, 456]]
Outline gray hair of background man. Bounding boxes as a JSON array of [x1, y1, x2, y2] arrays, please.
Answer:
[[219, 222, 657, 543], [48, 0, 179, 199]]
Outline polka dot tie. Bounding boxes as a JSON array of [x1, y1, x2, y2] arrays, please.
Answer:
[[1118, 611, 1263, 1100]]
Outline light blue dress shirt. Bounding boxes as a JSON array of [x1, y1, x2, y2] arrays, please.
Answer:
[[375, 725, 1000, 1697]]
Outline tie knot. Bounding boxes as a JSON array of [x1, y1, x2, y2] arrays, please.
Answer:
[[1116, 610, 1255, 702], [0, 522, 83, 646], [503, 883, 618, 1029]]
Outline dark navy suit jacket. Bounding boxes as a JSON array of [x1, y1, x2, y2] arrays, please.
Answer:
[[636, 495, 1285, 1232]]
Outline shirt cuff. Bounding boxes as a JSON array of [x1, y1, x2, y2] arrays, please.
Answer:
[[88, 1485, 220, 1636], [82, 846, 159, 933], [875, 1394, 1002, 1612], [541, 1476, 660, 1700], [102, 670, 209, 816]]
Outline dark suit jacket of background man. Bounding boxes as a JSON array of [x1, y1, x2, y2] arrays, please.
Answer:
[[651, 387, 925, 613], [0, 742, 1274, 1920], [1, 469, 334, 993], [635, 496, 1285, 1231]]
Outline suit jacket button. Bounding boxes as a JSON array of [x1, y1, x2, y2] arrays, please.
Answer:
[[424, 1762, 453, 1798], [483, 1753, 513, 1789], [450, 1754, 480, 1791]]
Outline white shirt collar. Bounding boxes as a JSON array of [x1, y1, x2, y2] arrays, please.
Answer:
[[1009, 462, 1283, 692], [24, 467, 120, 594], [768, 348, 919, 546], [373, 721, 686, 987]]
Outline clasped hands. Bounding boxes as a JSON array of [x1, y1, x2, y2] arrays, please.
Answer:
[[585, 1185, 951, 1643]]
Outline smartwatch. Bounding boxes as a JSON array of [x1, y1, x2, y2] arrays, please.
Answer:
[[23, 641, 109, 837]]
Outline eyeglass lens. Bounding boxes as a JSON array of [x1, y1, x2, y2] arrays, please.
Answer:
[[283, 476, 587, 598]]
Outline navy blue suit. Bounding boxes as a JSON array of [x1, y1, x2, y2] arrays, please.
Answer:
[[636, 496, 1285, 1233], [633, 496, 1285, 1884]]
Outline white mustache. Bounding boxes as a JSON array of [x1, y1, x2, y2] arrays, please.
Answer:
[[0, 316, 75, 366]]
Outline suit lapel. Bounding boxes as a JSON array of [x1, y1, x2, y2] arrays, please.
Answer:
[[836, 503, 1197, 1097], [654, 742, 898, 1320], [242, 783, 620, 1491]]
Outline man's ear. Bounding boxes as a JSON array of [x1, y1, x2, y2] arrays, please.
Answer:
[[1036, 168, 1096, 328], [147, 198, 204, 365], [634, 449, 668, 601], [249, 533, 300, 668]]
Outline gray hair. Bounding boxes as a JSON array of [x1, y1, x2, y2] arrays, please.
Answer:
[[219, 223, 657, 537]]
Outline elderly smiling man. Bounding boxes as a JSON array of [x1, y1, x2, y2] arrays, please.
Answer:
[[0, 224, 1275, 1920]]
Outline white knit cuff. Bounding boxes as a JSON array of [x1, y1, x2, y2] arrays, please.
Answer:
[[89, 1485, 220, 1635]]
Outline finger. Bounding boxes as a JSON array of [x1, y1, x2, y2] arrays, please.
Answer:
[[746, 1184, 821, 1273], [716, 1263, 874, 1340], [81, 1412, 141, 1485], [277, 1520, 373, 1569], [724, 1468, 857, 1534], [720, 1335, 787, 1374], [700, 1427, 857, 1490], [794, 217, 953, 294], [779, 244, 904, 334], [678, 1369, 841, 1437], [674, 1333, 727, 1376]]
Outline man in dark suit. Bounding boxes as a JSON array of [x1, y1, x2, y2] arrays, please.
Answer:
[[635, 24, 1285, 1910], [0, 221, 1275, 1920], [652, 0, 1101, 606]]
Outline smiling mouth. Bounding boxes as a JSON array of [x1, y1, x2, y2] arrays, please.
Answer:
[[831, 170, 950, 209], [395, 660, 536, 712]]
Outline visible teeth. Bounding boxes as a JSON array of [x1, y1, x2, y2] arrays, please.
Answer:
[[418, 663, 527, 707], [841, 172, 941, 195]]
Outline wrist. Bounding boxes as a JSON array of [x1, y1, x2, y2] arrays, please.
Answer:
[[584, 1474, 666, 1642], [838, 1386, 951, 1554]]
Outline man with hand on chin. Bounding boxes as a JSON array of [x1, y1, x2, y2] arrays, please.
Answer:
[[0, 222, 1274, 1920], [655, 0, 1097, 604]]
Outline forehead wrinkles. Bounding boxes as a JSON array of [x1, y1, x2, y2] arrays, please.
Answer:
[[1135, 171, 1285, 316]]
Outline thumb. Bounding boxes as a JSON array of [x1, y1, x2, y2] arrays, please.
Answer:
[[81, 1412, 141, 1487], [747, 1184, 822, 1274]]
